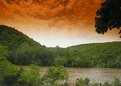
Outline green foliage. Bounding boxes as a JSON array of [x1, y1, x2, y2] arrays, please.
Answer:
[[18, 64, 41, 86], [75, 78, 90, 86], [68, 42, 121, 67], [13, 43, 53, 66], [0, 25, 121, 68], [0, 59, 19, 86], [103, 81, 111, 86], [0, 25, 53, 66], [0, 63, 69, 86], [91, 83, 99, 86], [53, 56, 67, 66], [0, 60, 41, 86], [0, 59, 121, 86], [0, 25, 41, 50], [111, 78, 121, 86], [74, 78, 121, 86], [40, 66, 68, 86], [52, 42, 121, 68], [0, 45, 9, 59]]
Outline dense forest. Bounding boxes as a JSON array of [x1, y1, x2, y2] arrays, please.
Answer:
[[0, 25, 54, 66], [52, 42, 121, 68], [0, 25, 121, 68]]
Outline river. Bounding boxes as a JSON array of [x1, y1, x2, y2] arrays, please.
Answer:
[[39, 67, 121, 84]]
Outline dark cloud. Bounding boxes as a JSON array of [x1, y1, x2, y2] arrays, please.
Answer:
[[0, 0, 103, 24], [0, 0, 120, 47]]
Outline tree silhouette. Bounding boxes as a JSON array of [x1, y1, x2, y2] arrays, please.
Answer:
[[95, 0, 121, 37]]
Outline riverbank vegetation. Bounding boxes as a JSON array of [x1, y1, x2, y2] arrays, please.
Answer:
[[0, 57, 68, 86], [0, 58, 121, 86], [75, 78, 121, 86]]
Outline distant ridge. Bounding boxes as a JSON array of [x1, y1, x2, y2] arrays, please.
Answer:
[[68, 41, 121, 48], [49, 41, 121, 68]]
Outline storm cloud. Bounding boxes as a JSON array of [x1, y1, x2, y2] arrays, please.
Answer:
[[0, 0, 120, 47]]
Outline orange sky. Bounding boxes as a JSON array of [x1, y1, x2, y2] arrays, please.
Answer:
[[0, 0, 120, 47]]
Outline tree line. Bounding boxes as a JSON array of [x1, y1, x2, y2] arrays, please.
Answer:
[[0, 25, 121, 68]]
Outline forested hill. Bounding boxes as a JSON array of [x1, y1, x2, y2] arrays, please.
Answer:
[[0, 25, 121, 68], [0, 25, 42, 50], [52, 42, 121, 68], [0, 25, 53, 65]]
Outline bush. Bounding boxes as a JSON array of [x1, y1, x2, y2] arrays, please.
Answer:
[[75, 78, 90, 86], [0, 59, 41, 86], [103, 81, 111, 86], [18, 64, 41, 86], [111, 78, 121, 86], [0, 59, 19, 86], [40, 66, 68, 86]]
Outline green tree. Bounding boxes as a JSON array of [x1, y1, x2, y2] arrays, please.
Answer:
[[0, 25, 53, 65], [95, 0, 121, 37], [0, 45, 9, 59], [0, 60, 41, 86], [13, 43, 53, 66], [53, 56, 67, 66], [18, 64, 41, 86], [0, 59, 19, 86], [40, 66, 68, 86]]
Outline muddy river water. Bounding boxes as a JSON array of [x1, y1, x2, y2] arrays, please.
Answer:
[[39, 67, 121, 84]]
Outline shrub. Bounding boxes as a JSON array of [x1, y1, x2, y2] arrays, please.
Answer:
[[111, 78, 121, 86], [40, 66, 68, 86], [0, 59, 19, 86], [75, 78, 90, 86], [18, 64, 41, 86]]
